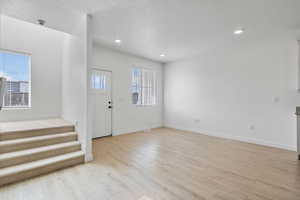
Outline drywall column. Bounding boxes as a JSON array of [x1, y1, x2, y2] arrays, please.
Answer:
[[85, 14, 94, 161], [298, 40, 300, 91], [62, 14, 93, 162], [0, 15, 3, 49], [296, 107, 300, 160], [0, 4, 3, 49]]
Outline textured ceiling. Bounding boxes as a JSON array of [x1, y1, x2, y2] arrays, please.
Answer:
[[1, 0, 300, 62], [0, 0, 82, 34], [91, 0, 300, 62]]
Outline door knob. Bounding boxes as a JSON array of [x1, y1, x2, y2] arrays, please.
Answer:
[[108, 106, 112, 109]]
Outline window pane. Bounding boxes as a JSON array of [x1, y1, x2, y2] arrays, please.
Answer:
[[91, 70, 106, 90], [132, 68, 157, 105], [132, 68, 141, 104], [0, 51, 30, 108]]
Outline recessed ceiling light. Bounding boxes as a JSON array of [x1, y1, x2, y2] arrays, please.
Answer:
[[115, 39, 122, 44], [160, 54, 165, 57], [234, 28, 244, 35]]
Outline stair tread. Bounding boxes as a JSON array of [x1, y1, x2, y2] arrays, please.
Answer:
[[0, 132, 77, 146], [0, 141, 80, 160], [0, 118, 73, 134], [0, 151, 84, 177], [0, 125, 74, 135]]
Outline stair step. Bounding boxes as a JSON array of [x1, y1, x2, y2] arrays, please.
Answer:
[[0, 132, 77, 153], [0, 141, 81, 168], [0, 151, 84, 186], [0, 125, 75, 141]]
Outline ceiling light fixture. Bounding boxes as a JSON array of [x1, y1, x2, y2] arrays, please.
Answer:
[[115, 39, 122, 44], [160, 54, 165, 57], [234, 28, 245, 35]]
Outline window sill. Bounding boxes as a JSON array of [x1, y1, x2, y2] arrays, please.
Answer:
[[134, 104, 158, 107], [2, 107, 31, 111]]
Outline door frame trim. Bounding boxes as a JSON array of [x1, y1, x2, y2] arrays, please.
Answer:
[[89, 67, 113, 137]]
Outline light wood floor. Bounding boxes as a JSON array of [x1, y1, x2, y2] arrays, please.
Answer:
[[0, 128, 299, 200]]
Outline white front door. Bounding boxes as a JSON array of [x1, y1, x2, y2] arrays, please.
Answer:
[[90, 69, 112, 138]]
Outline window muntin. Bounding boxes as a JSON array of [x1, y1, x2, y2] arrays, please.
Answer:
[[0, 51, 31, 108], [132, 68, 157, 105]]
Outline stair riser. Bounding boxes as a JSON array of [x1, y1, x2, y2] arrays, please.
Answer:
[[0, 144, 81, 169], [0, 126, 75, 141], [0, 135, 77, 154], [0, 155, 84, 186]]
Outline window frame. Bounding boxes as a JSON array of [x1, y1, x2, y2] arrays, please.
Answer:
[[90, 69, 107, 92], [131, 66, 158, 107], [0, 49, 32, 110]]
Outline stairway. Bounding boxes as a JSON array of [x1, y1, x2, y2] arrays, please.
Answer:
[[0, 119, 84, 186]]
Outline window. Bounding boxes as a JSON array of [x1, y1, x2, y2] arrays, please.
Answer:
[[90, 69, 106, 90], [132, 68, 157, 105], [0, 50, 31, 108]]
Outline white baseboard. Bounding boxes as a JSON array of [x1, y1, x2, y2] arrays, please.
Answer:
[[84, 152, 94, 163], [113, 124, 163, 136], [164, 124, 296, 152]]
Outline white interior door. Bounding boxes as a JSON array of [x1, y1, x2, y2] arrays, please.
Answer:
[[90, 69, 112, 138]]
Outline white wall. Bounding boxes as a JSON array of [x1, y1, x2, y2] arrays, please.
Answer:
[[0, 14, 93, 161], [93, 45, 164, 135], [62, 15, 92, 161], [164, 36, 300, 151], [0, 15, 65, 122]]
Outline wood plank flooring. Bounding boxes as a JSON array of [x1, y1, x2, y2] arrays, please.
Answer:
[[0, 128, 299, 200]]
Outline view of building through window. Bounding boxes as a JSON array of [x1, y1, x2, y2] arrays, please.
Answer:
[[0, 51, 31, 108]]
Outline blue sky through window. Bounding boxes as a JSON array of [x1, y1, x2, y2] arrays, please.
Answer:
[[0, 51, 30, 81]]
